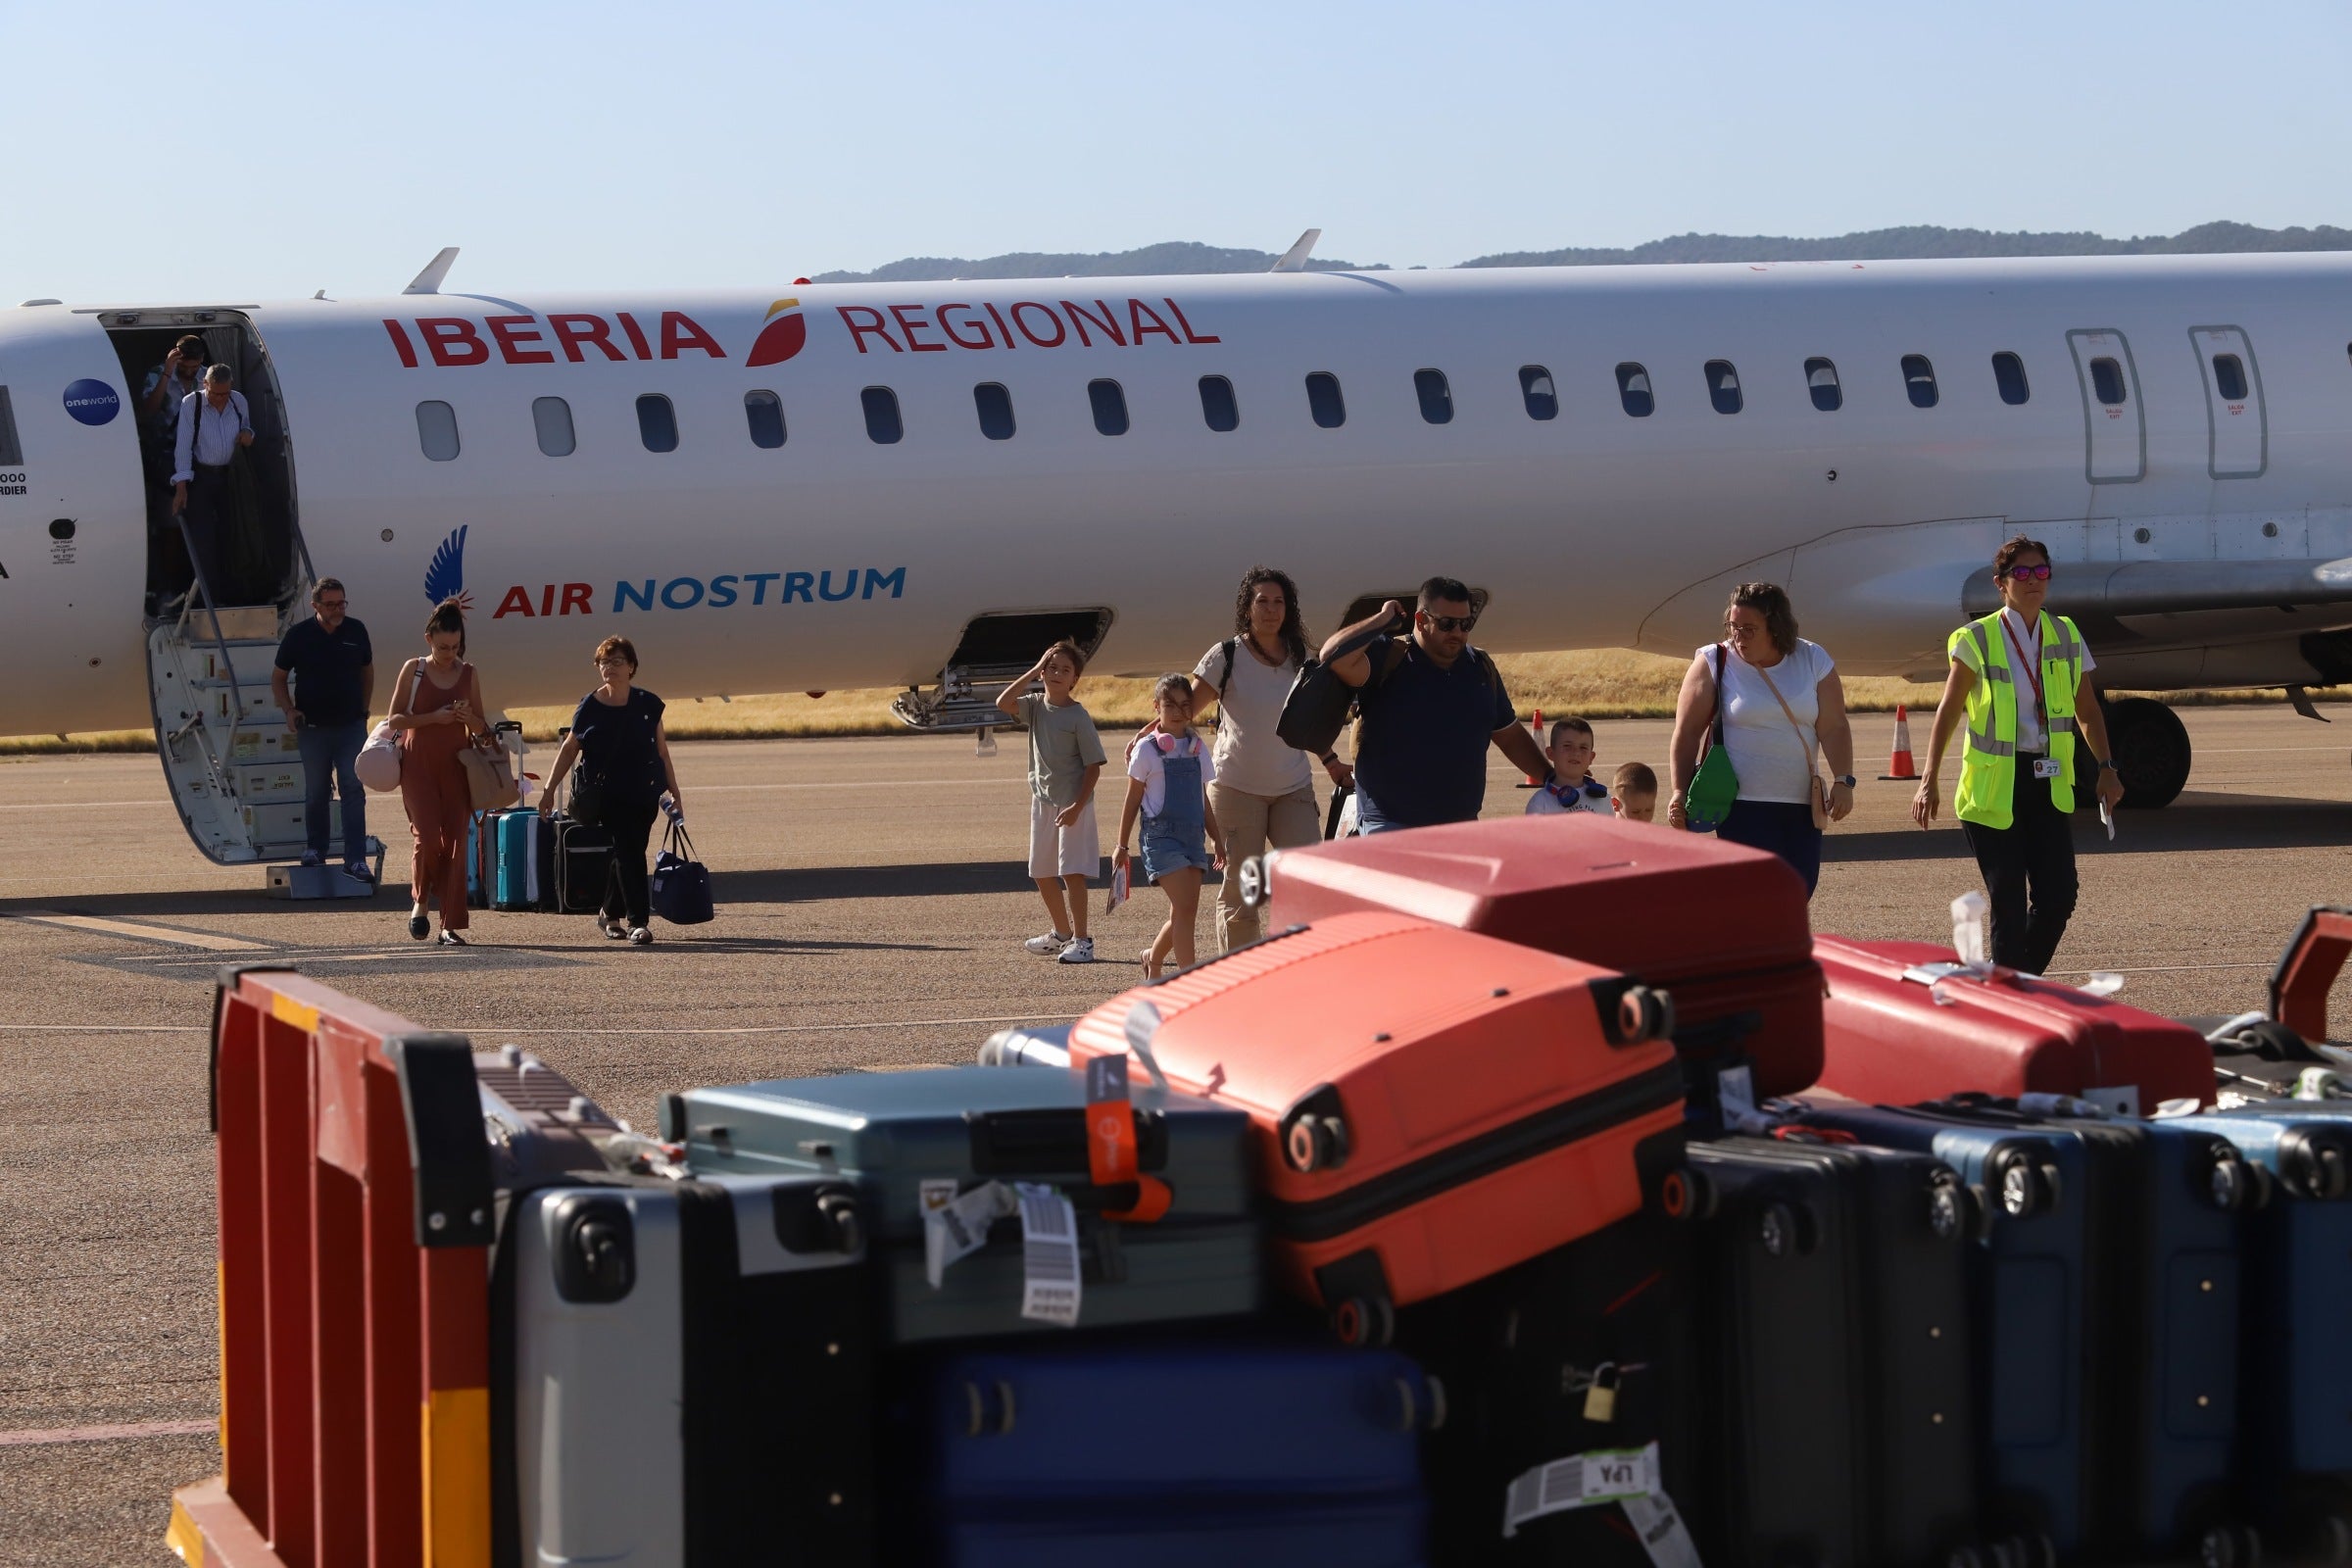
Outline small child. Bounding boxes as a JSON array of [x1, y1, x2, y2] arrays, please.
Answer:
[[1525, 716, 1611, 816], [1611, 760, 1659, 823], [996, 639, 1105, 963], [1115, 675, 1227, 979]]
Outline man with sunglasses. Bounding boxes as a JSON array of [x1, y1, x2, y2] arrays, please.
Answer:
[[1319, 576, 1549, 834], [1913, 535, 2126, 974], [273, 578, 376, 880]]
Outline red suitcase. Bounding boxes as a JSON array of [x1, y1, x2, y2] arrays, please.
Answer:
[[1067, 910, 1690, 1342], [1254, 815, 1824, 1098], [1813, 936, 2218, 1114]]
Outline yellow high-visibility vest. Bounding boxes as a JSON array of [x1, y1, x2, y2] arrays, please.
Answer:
[[1949, 610, 2086, 830]]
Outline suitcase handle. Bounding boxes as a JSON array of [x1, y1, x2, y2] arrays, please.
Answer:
[[964, 1106, 1169, 1177]]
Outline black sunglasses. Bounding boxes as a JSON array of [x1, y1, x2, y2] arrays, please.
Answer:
[[1421, 613, 1478, 634]]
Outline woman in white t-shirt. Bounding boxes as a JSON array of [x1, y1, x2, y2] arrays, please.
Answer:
[[1190, 567, 1351, 951], [1666, 582, 1856, 895]]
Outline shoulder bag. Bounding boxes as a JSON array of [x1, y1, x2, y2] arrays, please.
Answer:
[[1752, 657, 1833, 830], [1275, 608, 1409, 755], [1684, 644, 1741, 831], [650, 817, 714, 925]]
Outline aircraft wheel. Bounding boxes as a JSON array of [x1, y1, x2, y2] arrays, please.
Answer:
[[2102, 696, 2190, 808]]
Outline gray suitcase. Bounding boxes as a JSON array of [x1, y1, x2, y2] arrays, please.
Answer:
[[500, 1174, 874, 1567], [659, 1065, 1262, 1342]]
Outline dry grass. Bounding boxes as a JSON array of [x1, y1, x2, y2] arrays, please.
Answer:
[[8, 653, 2341, 755]]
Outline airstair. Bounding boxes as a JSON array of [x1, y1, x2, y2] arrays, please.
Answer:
[[891, 608, 1116, 736]]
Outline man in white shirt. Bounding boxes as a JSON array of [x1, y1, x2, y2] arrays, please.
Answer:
[[171, 365, 256, 606]]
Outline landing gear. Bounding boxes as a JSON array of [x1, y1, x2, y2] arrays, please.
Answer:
[[2100, 696, 2190, 808]]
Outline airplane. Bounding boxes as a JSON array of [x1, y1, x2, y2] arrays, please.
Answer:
[[3, 243, 2349, 866]]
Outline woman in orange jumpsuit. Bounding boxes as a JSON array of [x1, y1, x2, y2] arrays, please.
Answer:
[[389, 598, 489, 944]]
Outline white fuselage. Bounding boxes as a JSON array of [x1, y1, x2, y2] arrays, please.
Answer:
[[2, 253, 2347, 737]]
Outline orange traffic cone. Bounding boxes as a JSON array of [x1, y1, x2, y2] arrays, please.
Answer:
[[1880, 704, 1918, 780], [1520, 709, 1547, 788]]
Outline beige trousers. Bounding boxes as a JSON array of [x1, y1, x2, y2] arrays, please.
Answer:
[[1209, 781, 1321, 952]]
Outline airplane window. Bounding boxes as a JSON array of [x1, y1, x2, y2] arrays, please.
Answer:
[[1991, 352, 2030, 406], [415, 400, 460, 462], [1615, 364, 1654, 417], [531, 396, 575, 458], [1305, 371, 1347, 429], [1199, 375, 1240, 432], [1519, 366, 1558, 420], [635, 394, 679, 453], [1414, 368, 1454, 425], [1803, 358, 1841, 413], [744, 390, 786, 449], [1901, 355, 1939, 409], [0, 387, 21, 466], [1705, 360, 1742, 415], [2088, 357, 2128, 407], [1089, 379, 1129, 436], [973, 382, 1016, 441], [2212, 354, 2249, 403], [861, 386, 904, 445]]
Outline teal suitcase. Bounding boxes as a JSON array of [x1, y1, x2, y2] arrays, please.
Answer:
[[660, 1065, 1261, 1342]]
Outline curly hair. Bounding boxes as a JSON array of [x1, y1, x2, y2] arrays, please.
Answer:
[[1992, 534, 2052, 577], [1232, 566, 1311, 668], [1726, 582, 1799, 657], [423, 597, 467, 658]]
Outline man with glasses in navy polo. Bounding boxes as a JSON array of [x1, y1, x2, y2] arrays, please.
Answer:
[[272, 578, 376, 881], [1320, 576, 1550, 834]]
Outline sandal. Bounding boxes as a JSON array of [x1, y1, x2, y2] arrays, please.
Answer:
[[600, 920, 628, 940]]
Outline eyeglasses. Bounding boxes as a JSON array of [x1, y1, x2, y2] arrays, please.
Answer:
[[2002, 564, 2053, 581], [1422, 613, 1478, 633], [1722, 619, 1765, 637], [317, 599, 346, 611]]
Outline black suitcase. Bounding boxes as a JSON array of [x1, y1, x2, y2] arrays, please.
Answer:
[[1686, 1136, 1980, 1568], [1414, 1212, 1703, 1566], [550, 812, 614, 915]]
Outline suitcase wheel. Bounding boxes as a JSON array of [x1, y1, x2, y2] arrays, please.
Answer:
[[1943, 1547, 1985, 1568], [1661, 1165, 1716, 1222], [1990, 1535, 2057, 1568], [1285, 1113, 1351, 1174], [2299, 1142, 2349, 1202], [1992, 1153, 2060, 1219], [1926, 1179, 1966, 1242], [1331, 1293, 1396, 1348], [2205, 1151, 2257, 1212], [816, 1192, 863, 1255], [2200, 1523, 2263, 1568], [960, 1379, 1018, 1438], [1755, 1200, 1816, 1258]]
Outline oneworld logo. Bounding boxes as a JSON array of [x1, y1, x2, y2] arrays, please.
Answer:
[[745, 298, 807, 368], [62, 379, 120, 426]]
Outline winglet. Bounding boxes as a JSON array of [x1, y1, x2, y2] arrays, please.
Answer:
[[1270, 228, 1322, 273], [403, 247, 461, 295]]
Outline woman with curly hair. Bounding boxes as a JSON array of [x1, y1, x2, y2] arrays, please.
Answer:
[[1188, 566, 1349, 951]]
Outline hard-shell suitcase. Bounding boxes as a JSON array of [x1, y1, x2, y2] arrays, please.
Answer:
[[1412, 1213, 1704, 1567], [1684, 1137, 1978, 1568], [497, 1173, 874, 1568], [466, 810, 487, 906], [1251, 815, 1822, 1102], [662, 1065, 1260, 1342], [552, 812, 614, 915], [489, 807, 543, 911], [2174, 1107, 2352, 1557], [909, 1343, 1433, 1567], [1792, 1097, 2252, 1564], [1814, 937, 2217, 1114], [1066, 911, 1689, 1341]]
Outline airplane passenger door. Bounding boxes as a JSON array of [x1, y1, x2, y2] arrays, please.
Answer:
[[2067, 329, 2146, 483], [2189, 325, 2267, 479]]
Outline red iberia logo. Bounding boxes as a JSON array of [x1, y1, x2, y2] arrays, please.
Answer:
[[744, 298, 807, 368]]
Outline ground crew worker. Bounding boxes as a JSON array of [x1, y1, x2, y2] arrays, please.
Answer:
[[1912, 535, 2127, 974]]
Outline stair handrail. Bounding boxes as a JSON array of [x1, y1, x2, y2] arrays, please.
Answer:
[[170, 513, 246, 801]]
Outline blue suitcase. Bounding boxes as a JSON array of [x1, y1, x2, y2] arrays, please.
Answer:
[[490, 807, 543, 911], [1792, 1097, 2252, 1564], [912, 1343, 1432, 1566], [2175, 1107, 2352, 1558]]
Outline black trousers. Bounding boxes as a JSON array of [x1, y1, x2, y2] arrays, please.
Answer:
[[181, 465, 232, 603], [599, 796, 660, 928], [1959, 754, 2079, 975]]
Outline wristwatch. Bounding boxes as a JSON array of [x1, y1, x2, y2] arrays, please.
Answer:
[[1836, 774, 1857, 788], [1319, 751, 1339, 765], [2096, 758, 2117, 771]]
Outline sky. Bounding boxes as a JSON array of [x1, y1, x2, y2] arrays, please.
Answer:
[[5, 0, 2349, 304]]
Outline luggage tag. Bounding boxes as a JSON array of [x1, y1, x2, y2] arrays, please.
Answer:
[[924, 1179, 1017, 1289], [1014, 1182, 1082, 1326], [2033, 757, 2065, 780], [1503, 1439, 1699, 1568], [1084, 1055, 1173, 1223], [1715, 1064, 1756, 1126]]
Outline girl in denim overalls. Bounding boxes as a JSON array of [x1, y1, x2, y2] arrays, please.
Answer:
[[1115, 675, 1229, 978]]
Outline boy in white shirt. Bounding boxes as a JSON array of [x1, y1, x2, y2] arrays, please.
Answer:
[[996, 640, 1105, 963], [1525, 716, 1612, 816]]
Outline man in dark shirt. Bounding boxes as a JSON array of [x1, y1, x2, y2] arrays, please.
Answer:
[[1321, 576, 1551, 833], [272, 578, 376, 877]]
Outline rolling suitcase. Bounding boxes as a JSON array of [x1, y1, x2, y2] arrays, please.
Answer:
[[497, 1173, 874, 1568], [1250, 815, 1822, 1106], [909, 1343, 1433, 1567], [552, 812, 615, 915], [1814, 937, 2217, 1114], [488, 807, 545, 911], [1684, 1136, 1978, 1568], [1066, 911, 1689, 1341], [2173, 1107, 2352, 1558], [1412, 1213, 1704, 1567], [1791, 1096, 2253, 1565], [662, 1064, 1260, 1343]]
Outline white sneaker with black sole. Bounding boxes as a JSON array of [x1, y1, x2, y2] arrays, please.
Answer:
[[1023, 931, 1072, 956], [1055, 936, 1097, 964]]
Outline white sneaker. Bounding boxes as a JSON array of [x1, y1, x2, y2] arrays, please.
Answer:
[[1024, 931, 1072, 956], [1056, 937, 1097, 964]]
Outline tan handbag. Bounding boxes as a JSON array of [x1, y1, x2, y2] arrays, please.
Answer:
[[1753, 660, 1833, 830], [460, 735, 520, 811]]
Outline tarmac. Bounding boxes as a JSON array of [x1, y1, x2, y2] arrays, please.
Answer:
[[2, 703, 2348, 1566]]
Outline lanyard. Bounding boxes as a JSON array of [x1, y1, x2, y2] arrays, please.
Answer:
[[2001, 613, 2047, 730]]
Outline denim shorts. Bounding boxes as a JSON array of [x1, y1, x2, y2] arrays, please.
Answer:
[[1141, 822, 1214, 884]]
